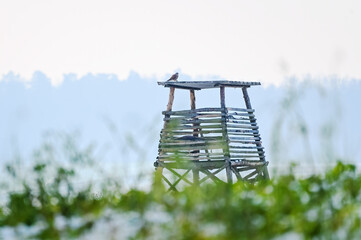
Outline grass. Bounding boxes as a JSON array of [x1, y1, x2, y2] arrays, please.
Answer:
[[1, 145, 360, 239]]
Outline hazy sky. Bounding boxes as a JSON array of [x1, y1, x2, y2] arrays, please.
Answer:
[[1, 0, 361, 85]]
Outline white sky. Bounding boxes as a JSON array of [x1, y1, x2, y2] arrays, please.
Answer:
[[1, 0, 361, 85]]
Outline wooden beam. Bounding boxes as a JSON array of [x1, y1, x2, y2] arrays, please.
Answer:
[[167, 169, 192, 190], [199, 167, 226, 184], [157, 87, 177, 184], [166, 87, 175, 111], [231, 167, 243, 181], [162, 175, 178, 191], [190, 89, 200, 185], [190, 90, 196, 110], [220, 86, 233, 184], [165, 167, 193, 185], [243, 169, 259, 180], [220, 86, 226, 109], [242, 86, 269, 180]]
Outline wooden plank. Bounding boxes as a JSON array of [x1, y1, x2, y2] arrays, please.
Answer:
[[159, 144, 225, 151], [229, 136, 261, 141], [164, 114, 254, 120], [161, 129, 223, 134], [243, 169, 259, 180], [164, 116, 222, 122], [229, 145, 264, 149], [227, 132, 260, 137], [159, 139, 224, 146], [158, 152, 225, 158], [163, 123, 258, 130], [228, 112, 255, 117], [161, 135, 223, 141], [226, 107, 254, 112], [227, 119, 257, 125], [159, 152, 225, 158], [161, 129, 259, 135], [158, 80, 261, 90], [162, 107, 223, 115], [165, 114, 224, 120], [231, 160, 268, 167], [157, 159, 267, 169], [230, 155, 262, 158], [165, 119, 257, 126], [229, 150, 264, 154], [159, 156, 225, 162], [226, 124, 259, 129], [226, 129, 259, 134], [156, 160, 226, 170], [161, 133, 223, 139], [159, 156, 261, 162], [164, 118, 223, 124], [158, 152, 224, 157], [233, 166, 257, 172], [163, 109, 254, 116], [164, 124, 224, 130], [229, 140, 260, 145]]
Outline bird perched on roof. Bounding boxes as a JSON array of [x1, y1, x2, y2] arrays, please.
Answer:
[[166, 72, 178, 81]]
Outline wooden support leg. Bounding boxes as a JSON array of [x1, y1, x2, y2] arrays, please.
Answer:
[[242, 87, 269, 180], [199, 166, 226, 184], [157, 87, 176, 186], [190, 89, 200, 186], [220, 86, 233, 184]]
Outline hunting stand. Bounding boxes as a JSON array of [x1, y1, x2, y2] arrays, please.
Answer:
[[154, 81, 269, 191]]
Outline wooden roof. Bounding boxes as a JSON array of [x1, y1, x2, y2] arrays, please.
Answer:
[[158, 80, 261, 90]]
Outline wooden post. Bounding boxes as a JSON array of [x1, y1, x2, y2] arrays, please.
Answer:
[[242, 87, 269, 179], [190, 89, 196, 111], [220, 86, 226, 109], [163, 87, 175, 128], [220, 86, 233, 184], [156, 87, 176, 185], [166, 87, 175, 111], [190, 89, 199, 185]]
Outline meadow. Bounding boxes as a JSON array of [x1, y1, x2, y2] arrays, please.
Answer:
[[0, 141, 360, 239]]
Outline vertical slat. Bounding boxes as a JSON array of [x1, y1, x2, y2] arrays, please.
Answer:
[[190, 89, 200, 185], [166, 87, 176, 111], [164, 87, 176, 128], [190, 90, 198, 139], [220, 86, 233, 184], [242, 87, 269, 179], [220, 86, 226, 109], [190, 89, 196, 110], [156, 87, 176, 185]]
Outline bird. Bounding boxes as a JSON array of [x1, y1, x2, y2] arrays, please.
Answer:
[[166, 72, 178, 81]]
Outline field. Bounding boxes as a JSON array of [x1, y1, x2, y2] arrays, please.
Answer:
[[1, 142, 360, 239]]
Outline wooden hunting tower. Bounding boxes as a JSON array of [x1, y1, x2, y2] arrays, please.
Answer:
[[154, 81, 269, 190]]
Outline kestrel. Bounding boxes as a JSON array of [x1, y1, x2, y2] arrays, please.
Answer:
[[166, 72, 178, 81]]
